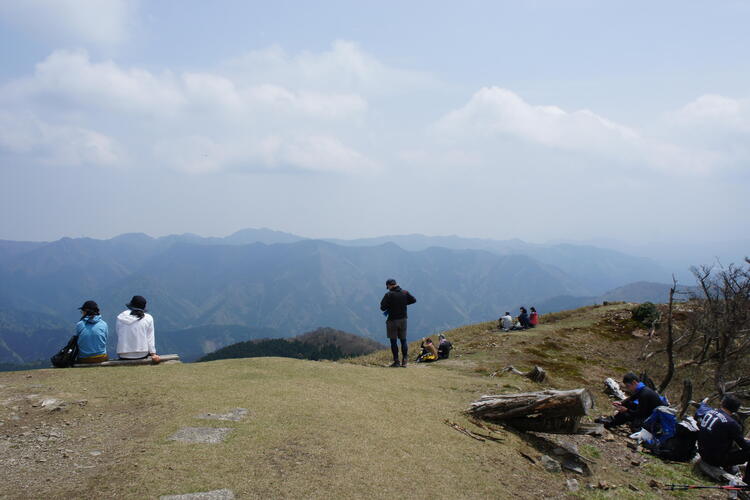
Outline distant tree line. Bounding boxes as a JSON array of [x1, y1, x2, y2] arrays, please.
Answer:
[[198, 338, 347, 363]]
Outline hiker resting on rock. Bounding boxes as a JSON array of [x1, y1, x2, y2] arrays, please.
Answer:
[[697, 394, 750, 484], [380, 278, 417, 367], [76, 300, 109, 364], [597, 372, 662, 430], [416, 337, 438, 363], [116, 295, 160, 363], [437, 333, 452, 359]]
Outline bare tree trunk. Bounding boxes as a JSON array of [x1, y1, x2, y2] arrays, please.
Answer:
[[657, 276, 677, 394]]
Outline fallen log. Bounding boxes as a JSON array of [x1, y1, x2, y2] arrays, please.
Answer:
[[466, 389, 594, 433]]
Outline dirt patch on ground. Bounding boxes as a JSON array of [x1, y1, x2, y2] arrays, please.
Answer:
[[0, 371, 160, 499]]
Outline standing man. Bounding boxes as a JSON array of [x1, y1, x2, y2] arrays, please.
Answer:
[[380, 278, 416, 367]]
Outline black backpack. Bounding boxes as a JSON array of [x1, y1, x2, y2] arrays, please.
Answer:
[[50, 335, 79, 368], [438, 341, 453, 359], [649, 418, 699, 462]]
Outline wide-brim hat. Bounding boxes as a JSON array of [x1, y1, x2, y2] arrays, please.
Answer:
[[126, 295, 147, 311]]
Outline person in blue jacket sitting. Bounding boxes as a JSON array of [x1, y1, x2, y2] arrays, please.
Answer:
[[76, 300, 108, 363]]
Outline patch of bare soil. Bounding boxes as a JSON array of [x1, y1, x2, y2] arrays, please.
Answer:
[[0, 372, 156, 499]]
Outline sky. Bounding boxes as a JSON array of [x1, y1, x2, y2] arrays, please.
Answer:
[[1, 0, 749, 259]]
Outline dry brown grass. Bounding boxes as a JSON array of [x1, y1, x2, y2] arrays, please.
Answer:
[[0, 303, 729, 499]]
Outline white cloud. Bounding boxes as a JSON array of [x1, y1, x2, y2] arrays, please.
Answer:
[[223, 40, 437, 95], [0, 111, 121, 167], [431, 86, 724, 174], [0, 47, 379, 173], [0, 0, 136, 46]]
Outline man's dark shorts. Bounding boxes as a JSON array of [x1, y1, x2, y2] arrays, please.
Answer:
[[386, 318, 407, 340]]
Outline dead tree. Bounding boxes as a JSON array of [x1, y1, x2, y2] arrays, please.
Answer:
[[685, 260, 750, 395], [657, 276, 678, 394]]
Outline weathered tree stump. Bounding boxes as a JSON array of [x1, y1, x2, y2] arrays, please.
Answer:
[[502, 365, 547, 383], [604, 378, 626, 400], [466, 389, 594, 434]]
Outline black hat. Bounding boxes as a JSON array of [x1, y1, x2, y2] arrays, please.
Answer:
[[78, 300, 99, 312], [385, 278, 397, 286], [722, 394, 741, 413], [126, 295, 147, 311]]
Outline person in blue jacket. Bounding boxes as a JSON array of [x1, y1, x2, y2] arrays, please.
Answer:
[[76, 300, 108, 363]]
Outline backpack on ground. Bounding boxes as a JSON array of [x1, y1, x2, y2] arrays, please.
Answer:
[[438, 341, 452, 359], [50, 335, 79, 368], [643, 407, 698, 462]]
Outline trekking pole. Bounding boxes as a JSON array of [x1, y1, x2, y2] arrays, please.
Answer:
[[666, 484, 750, 491]]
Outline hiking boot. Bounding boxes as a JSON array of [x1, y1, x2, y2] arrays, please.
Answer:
[[401, 359, 407, 367], [389, 361, 400, 368]]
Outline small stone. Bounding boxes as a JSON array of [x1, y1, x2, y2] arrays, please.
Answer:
[[566, 479, 580, 492], [562, 459, 585, 475], [648, 479, 661, 489], [631, 459, 642, 466], [540, 455, 562, 473], [597, 480, 609, 490], [628, 484, 640, 492], [160, 489, 235, 500], [89, 451, 102, 457], [168, 427, 233, 444], [36, 458, 46, 463], [195, 408, 249, 422]]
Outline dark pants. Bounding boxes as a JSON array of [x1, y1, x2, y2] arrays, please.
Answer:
[[609, 411, 644, 431], [706, 450, 750, 482], [389, 338, 408, 362]]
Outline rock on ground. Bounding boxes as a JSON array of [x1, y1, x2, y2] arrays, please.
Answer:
[[160, 489, 235, 500], [167, 427, 233, 444]]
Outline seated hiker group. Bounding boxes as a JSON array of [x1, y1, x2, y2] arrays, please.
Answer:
[[498, 306, 538, 331], [71, 295, 161, 364], [597, 372, 749, 486]]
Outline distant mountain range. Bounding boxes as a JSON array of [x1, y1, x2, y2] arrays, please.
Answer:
[[535, 281, 698, 313], [0, 228, 677, 367], [199, 327, 383, 362]]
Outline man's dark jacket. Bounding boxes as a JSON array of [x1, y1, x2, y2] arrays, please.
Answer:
[[698, 408, 750, 465], [622, 384, 662, 423], [380, 286, 416, 321]]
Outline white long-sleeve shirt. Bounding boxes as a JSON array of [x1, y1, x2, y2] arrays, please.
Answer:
[[501, 314, 513, 330], [116, 310, 156, 358]]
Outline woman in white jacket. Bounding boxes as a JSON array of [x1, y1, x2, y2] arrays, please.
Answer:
[[116, 295, 160, 363]]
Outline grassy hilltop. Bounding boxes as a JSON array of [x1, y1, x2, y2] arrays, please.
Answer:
[[0, 304, 729, 499]]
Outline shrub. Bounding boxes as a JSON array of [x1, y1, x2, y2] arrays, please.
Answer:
[[632, 302, 659, 326]]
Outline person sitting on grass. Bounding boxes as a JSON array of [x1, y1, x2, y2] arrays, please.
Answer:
[[437, 334, 453, 359], [518, 307, 531, 329], [529, 307, 539, 328], [76, 300, 109, 364], [596, 372, 662, 430], [415, 337, 438, 363], [499, 312, 513, 331], [697, 394, 749, 485]]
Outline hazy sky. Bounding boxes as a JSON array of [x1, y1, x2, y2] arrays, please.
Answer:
[[1, 1, 749, 248]]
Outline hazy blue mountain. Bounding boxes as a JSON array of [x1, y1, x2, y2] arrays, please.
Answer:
[[0, 229, 676, 366], [328, 234, 669, 294], [534, 281, 696, 314]]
